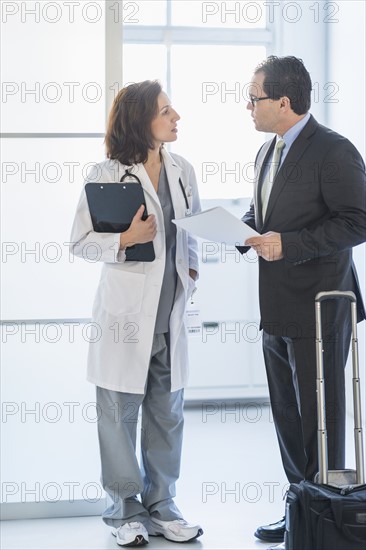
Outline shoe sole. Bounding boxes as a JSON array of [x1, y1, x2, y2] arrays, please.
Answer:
[[149, 528, 203, 543], [254, 529, 284, 543], [112, 530, 149, 547], [117, 536, 148, 547]]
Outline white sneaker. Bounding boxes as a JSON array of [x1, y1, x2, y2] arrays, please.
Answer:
[[148, 517, 203, 543], [112, 522, 149, 546]]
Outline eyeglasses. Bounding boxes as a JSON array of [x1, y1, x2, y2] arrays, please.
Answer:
[[249, 96, 271, 107]]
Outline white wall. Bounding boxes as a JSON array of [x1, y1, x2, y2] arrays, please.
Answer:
[[327, 0, 366, 423]]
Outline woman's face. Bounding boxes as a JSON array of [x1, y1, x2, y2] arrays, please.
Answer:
[[150, 92, 180, 146]]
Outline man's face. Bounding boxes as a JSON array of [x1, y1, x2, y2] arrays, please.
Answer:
[[247, 71, 282, 133]]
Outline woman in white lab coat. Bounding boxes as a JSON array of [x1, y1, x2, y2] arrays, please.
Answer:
[[70, 81, 203, 547]]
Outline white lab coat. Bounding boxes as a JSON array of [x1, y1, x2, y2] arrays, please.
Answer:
[[70, 149, 200, 393]]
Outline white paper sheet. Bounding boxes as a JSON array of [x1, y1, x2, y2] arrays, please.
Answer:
[[172, 206, 258, 245]]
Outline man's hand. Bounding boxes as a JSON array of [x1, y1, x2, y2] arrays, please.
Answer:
[[245, 231, 283, 261]]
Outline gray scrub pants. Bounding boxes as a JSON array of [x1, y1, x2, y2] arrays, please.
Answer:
[[96, 333, 184, 528]]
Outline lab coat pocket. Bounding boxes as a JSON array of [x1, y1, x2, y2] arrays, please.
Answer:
[[101, 268, 146, 316]]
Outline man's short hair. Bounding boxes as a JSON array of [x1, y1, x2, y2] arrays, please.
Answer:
[[255, 56, 312, 114]]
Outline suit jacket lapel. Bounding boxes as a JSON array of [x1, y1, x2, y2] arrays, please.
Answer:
[[262, 116, 318, 229]]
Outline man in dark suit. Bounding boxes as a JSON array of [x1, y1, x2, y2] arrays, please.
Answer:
[[239, 56, 366, 549]]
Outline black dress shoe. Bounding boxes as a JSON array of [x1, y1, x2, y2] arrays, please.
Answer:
[[254, 517, 285, 542]]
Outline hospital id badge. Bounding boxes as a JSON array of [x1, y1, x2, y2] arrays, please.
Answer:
[[186, 297, 201, 337]]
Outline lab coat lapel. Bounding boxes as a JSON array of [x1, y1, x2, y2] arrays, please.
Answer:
[[130, 163, 161, 208], [160, 149, 184, 218], [123, 150, 184, 221]]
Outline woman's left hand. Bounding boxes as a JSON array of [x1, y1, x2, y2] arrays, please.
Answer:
[[189, 269, 198, 281]]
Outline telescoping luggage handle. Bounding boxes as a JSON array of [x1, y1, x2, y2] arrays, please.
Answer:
[[315, 290, 365, 486]]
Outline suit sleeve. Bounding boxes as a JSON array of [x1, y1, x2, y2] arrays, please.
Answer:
[[281, 139, 366, 263]]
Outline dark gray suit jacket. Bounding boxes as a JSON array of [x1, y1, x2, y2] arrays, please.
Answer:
[[239, 115, 366, 337]]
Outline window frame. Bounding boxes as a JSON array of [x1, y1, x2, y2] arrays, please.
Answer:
[[123, 0, 273, 98]]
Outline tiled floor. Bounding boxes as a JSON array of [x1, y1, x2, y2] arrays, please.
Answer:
[[0, 404, 358, 550]]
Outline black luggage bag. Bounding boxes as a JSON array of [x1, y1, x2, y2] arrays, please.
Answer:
[[285, 291, 366, 550]]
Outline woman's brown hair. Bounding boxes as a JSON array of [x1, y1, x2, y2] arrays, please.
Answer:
[[105, 80, 162, 166]]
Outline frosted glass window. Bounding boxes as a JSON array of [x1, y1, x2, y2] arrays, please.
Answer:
[[171, 0, 266, 28], [171, 45, 266, 199], [122, 45, 167, 88], [124, 0, 167, 26], [1, 138, 106, 320], [1, 1, 105, 132], [1, 326, 102, 503]]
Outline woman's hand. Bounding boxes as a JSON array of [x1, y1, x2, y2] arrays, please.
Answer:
[[120, 205, 157, 249]]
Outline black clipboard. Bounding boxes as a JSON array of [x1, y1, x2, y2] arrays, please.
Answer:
[[85, 176, 155, 262]]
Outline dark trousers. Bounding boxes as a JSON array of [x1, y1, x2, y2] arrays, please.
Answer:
[[262, 316, 351, 483]]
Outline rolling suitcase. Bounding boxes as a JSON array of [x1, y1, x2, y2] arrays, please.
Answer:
[[285, 291, 366, 550]]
